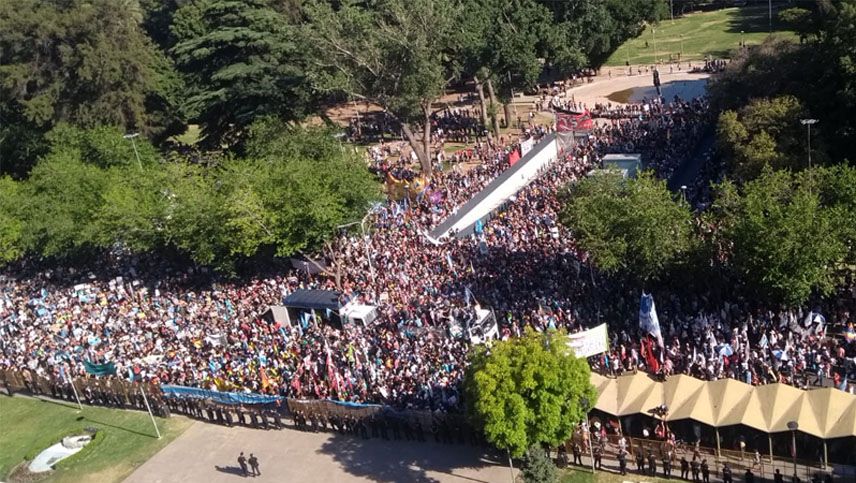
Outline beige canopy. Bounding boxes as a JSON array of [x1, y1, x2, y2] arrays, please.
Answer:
[[738, 383, 804, 433], [588, 372, 856, 438], [706, 378, 754, 427], [614, 372, 661, 416], [662, 375, 706, 422]]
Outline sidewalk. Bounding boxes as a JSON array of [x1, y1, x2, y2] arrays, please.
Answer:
[[553, 446, 848, 483]]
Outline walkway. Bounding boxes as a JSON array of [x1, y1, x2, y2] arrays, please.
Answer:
[[124, 422, 513, 483]]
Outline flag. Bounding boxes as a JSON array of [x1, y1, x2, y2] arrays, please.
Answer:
[[260, 368, 271, 390], [845, 324, 856, 342], [556, 111, 594, 132], [508, 149, 521, 166], [639, 292, 663, 347], [83, 360, 116, 377], [718, 344, 734, 357]]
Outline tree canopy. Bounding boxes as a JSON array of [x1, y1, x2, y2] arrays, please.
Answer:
[[171, 0, 310, 146], [559, 171, 694, 282], [464, 329, 596, 458]]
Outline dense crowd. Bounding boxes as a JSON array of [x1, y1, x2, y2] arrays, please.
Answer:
[[2, 92, 855, 416]]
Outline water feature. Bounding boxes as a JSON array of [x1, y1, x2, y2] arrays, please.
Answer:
[[606, 78, 709, 104], [28, 434, 93, 473]]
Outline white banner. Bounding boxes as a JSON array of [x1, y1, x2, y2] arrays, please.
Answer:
[[567, 323, 609, 358], [520, 138, 535, 157]]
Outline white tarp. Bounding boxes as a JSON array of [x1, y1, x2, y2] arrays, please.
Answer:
[[567, 323, 609, 358]]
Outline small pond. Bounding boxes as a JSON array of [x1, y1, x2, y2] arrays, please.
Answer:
[[606, 78, 708, 104]]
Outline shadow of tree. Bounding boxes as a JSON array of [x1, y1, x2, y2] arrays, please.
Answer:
[[316, 432, 505, 483], [726, 5, 788, 34]]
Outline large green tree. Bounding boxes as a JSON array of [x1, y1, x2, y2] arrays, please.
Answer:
[[464, 329, 596, 458], [0, 0, 183, 176], [172, 0, 310, 146], [711, 168, 847, 305], [302, 0, 462, 174], [559, 171, 694, 282], [716, 95, 823, 180]]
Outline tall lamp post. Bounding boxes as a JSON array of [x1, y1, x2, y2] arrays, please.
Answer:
[[800, 119, 819, 171], [800, 118, 819, 194], [787, 421, 799, 480], [123, 132, 143, 171]]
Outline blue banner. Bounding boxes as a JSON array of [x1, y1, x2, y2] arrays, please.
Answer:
[[160, 385, 283, 405]]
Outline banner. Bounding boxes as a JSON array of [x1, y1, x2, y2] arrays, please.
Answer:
[[508, 149, 521, 166], [520, 138, 534, 157], [160, 385, 283, 405], [556, 111, 594, 133], [83, 360, 117, 377], [566, 323, 609, 358], [639, 292, 663, 347]]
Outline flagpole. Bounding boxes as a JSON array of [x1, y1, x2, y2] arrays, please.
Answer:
[[69, 377, 84, 411], [139, 383, 161, 439]]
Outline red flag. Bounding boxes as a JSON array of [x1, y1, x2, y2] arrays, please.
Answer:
[[508, 149, 521, 166], [557, 111, 594, 133]]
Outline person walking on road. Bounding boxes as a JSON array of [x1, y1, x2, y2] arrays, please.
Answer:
[[248, 453, 260, 477], [238, 452, 248, 477]]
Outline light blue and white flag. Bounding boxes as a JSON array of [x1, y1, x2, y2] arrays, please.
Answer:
[[639, 292, 663, 347]]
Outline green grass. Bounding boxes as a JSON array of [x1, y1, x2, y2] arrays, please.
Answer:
[[604, 6, 796, 66], [172, 124, 202, 145], [0, 395, 193, 483], [561, 467, 677, 483]]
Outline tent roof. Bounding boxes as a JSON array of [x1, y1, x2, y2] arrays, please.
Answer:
[[615, 373, 661, 416], [809, 388, 856, 439], [663, 375, 706, 421], [282, 289, 342, 311], [585, 372, 856, 438], [707, 378, 754, 427], [739, 383, 803, 432], [593, 376, 619, 416]]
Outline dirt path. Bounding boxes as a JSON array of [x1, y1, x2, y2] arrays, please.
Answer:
[[124, 422, 513, 483]]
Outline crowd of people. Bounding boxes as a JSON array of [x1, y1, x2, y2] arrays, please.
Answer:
[[2, 86, 855, 419]]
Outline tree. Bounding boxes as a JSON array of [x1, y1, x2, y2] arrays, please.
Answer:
[[711, 168, 847, 305], [302, 0, 462, 174], [0, 177, 24, 264], [464, 328, 596, 458], [171, 0, 310, 146], [43, 124, 160, 170], [559, 171, 693, 282], [522, 444, 558, 483], [224, 119, 382, 258], [716, 96, 822, 180], [0, 0, 183, 141], [19, 155, 108, 258]]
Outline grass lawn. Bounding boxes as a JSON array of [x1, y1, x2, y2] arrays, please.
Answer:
[[172, 124, 202, 145], [604, 6, 796, 66], [0, 395, 193, 483], [561, 467, 677, 483]]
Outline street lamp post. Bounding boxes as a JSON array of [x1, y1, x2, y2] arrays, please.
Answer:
[[800, 119, 819, 171], [787, 421, 799, 481], [769, 0, 773, 34], [800, 118, 819, 194], [123, 133, 143, 171]]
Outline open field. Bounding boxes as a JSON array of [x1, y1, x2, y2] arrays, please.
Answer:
[[0, 395, 192, 482], [604, 6, 796, 66]]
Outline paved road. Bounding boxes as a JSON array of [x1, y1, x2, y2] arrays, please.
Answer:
[[124, 422, 514, 483]]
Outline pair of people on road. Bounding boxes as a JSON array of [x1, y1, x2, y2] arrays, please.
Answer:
[[237, 452, 261, 477]]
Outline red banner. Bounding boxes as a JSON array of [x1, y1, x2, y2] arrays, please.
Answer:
[[557, 111, 594, 132], [508, 149, 521, 166]]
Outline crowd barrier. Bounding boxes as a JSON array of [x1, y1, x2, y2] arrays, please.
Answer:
[[0, 368, 482, 446]]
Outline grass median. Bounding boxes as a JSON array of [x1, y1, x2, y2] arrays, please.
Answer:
[[0, 394, 192, 482], [604, 6, 796, 67]]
